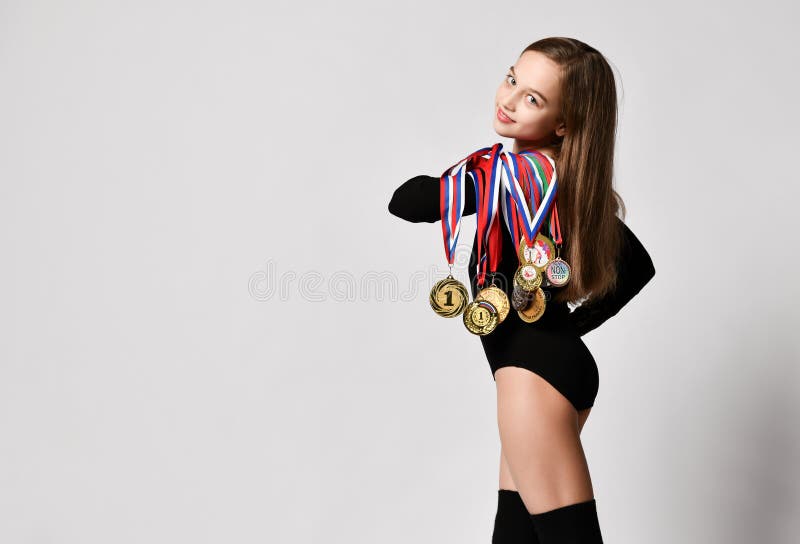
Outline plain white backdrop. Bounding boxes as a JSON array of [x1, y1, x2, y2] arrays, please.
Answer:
[[1, 1, 798, 542]]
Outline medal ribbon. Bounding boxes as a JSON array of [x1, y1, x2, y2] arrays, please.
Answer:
[[548, 198, 563, 245], [474, 144, 503, 288], [439, 146, 493, 265], [528, 154, 558, 249], [439, 143, 558, 287], [500, 151, 542, 253], [500, 150, 558, 252]]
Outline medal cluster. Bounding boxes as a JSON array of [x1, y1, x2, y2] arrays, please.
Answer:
[[429, 273, 507, 336], [429, 234, 572, 335], [511, 234, 571, 324], [427, 143, 572, 336]]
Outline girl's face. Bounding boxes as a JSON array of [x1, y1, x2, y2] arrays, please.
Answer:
[[493, 50, 566, 152]]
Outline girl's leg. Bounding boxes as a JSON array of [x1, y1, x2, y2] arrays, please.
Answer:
[[491, 489, 538, 544], [490, 405, 594, 543], [494, 366, 595, 515], [499, 406, 592, 492]]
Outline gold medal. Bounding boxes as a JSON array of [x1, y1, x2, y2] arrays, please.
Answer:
[[545, 257, 571, 287], [429, 275, 469, 317], [517, 287, 546, 323], [513, 263, 542, 292], [516, 234, 556, 269], [463, 299, 499, 335], [476, 284, 510, 323]]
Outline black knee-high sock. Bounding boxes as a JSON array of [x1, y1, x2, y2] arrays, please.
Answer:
[[492, 489, 540, 544], [529, 498, 603, 544]]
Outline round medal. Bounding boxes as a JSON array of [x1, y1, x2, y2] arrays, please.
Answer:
[[514, 263, 542, 292], [517, 234, 556, 269], [429, 275, 469, 317], [545, 258, 571, 287], [517, 287, 546, 323], [463, 299, 499, 335], [476, 285, 510, 323]]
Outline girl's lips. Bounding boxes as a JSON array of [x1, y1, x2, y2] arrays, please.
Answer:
[[497, 108, 514, 123]]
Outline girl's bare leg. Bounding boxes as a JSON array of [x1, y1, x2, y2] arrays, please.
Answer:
[[499, 405, 591, 491], [494, 366, 595, 515]]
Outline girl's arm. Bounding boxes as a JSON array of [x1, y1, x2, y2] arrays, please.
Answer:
[[388, 175, 478, 223], [568, 218, 656, 336]]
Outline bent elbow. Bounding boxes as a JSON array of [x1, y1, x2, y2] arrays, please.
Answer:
[[645, 254, 656, 282], [388, 187, 433, 223], [636, 256, 656, 294], [388, 190, 415, 222], [387, 194, 401, 218]]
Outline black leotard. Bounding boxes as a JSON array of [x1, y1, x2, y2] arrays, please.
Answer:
[[388, 174, 656, 411]]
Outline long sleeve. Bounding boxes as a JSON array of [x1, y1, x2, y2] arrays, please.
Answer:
[[388, 174, 477, 224], [568, 218, 656, 336]]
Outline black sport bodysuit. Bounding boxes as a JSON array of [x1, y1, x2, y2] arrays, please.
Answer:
[[388, 174, 656, 411]]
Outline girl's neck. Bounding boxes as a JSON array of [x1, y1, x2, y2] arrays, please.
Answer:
[[514, 143, 558, 162]]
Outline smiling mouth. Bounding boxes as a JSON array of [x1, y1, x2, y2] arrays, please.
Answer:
[[497, 108, 514, 123]]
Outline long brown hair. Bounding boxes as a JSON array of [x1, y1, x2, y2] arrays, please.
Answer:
[[522, 37, 626, 305]]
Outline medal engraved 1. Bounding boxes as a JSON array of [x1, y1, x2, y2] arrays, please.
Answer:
[[545, 258, 571, 287], [476, 285, 510, 323], [429, 276, 469, 317], [463, 299, 499, 335], [517, 287, 546, 323]]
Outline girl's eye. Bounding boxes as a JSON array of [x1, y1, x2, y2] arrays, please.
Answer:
[[506, 74, 538, 106]]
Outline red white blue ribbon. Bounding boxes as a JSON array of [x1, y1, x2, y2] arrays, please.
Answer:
[[473, 144, 503, 286], [439, 146, 492, 265], [499, 149, 558, 251], [438, 143, 558, 284]]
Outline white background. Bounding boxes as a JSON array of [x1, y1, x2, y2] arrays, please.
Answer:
[[1, 1, 798, 542]]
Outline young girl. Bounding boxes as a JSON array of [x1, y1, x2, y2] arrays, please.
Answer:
[[388, 37, 655, 543]]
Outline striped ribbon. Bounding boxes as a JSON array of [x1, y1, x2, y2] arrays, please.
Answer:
[[438, 143, 558, 286]]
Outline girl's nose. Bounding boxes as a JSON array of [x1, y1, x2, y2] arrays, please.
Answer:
[[500, 93, 517, 111]]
